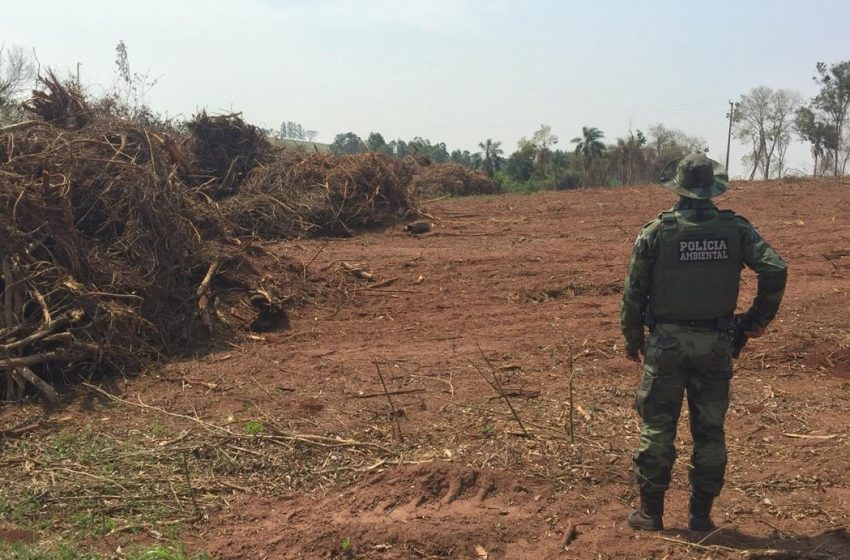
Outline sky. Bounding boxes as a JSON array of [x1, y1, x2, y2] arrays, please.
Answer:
[[2, 0, 849, 177]]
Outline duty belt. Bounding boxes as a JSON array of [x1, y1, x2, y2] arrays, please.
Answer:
[[652, 315, 733, 331]]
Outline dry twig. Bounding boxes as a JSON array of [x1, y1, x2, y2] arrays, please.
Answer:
[[474, 343, 531, 438], [374, 362, 404, 442]]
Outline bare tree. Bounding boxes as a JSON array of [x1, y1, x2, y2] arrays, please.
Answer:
[[734, 87, 770, 179], [734, 86, 802, 179], [770, 89, 803, 178], [0, 45, 36, 119], [647, 124, 707, 179], [305, 130, 318, 142]]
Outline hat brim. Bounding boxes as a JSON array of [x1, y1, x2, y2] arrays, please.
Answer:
[[661, 158, 729, 199]]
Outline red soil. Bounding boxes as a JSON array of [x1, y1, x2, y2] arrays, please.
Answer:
[[4, 177, 850, 559]]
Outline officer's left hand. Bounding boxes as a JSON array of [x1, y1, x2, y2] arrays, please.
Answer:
[[626, 343, 644, 363]]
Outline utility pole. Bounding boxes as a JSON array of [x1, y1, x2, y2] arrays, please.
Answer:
[[725, 100, 735, 173], [76, 62, 82, 87]]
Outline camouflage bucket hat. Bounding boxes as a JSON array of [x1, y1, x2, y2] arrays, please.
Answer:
[[660, 153, 728, 199]]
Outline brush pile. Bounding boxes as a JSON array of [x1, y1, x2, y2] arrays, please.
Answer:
[[184, 112, 272, 197], [410, 162, 500, 197], [223, 152, 417, 238], [20, 70, 91, 129], [1, 74, 495, 404], [0, 78, 287, 403], [0, 123, 220, 404]]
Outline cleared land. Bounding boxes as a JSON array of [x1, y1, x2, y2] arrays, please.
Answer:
[[2, 178, 850, 559]]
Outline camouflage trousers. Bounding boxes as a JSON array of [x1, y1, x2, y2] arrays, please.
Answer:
[[633, 323, 732, 497]]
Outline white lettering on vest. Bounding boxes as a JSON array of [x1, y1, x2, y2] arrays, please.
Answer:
[[679, 237, 729, 262]]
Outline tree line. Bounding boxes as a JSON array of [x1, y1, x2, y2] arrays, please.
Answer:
[[2, 45, 848, 187], [272, 121, 318, 142], [326, 124, 706, 192], [322, 59, 850, 190]]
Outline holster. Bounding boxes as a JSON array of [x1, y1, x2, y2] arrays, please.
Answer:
[[730, 313, 754, 359]]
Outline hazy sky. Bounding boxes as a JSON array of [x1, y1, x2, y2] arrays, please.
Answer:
[[3, 0, 848, 176]]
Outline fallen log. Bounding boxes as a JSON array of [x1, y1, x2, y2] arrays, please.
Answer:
[[0, 345, 96, 369]]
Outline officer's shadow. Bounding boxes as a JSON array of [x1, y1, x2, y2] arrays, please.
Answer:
[[668, 525, 849, 559]]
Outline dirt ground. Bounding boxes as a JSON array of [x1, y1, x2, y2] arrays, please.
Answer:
[[2, 177, 850, 559]]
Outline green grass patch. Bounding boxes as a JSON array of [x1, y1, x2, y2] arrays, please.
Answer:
[[0, 542, 209, 560], [124, 543, 210, 560]]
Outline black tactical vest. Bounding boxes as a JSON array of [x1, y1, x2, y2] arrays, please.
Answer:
[[649, 209, 742, 321]]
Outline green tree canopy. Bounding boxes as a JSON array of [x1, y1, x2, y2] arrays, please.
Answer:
[[366, 132, 391, 154], [810, 60, 850, 175], [330, 132, 366, 155]]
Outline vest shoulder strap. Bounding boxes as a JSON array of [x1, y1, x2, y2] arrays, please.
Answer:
[[660, 211, 677, 227], [719, 209, 736, 220]]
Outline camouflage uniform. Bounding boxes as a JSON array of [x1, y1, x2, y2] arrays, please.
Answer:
[[620, 154, 787, 531]]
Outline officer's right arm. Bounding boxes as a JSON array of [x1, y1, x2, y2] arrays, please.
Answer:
[[620, 223, 657, 358], [738, 218, 788, 330]]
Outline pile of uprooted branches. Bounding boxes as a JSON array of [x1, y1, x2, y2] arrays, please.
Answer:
[[0, 114, 226, 402], [20, 70, 92, 129], [410, 162, 500, 197], [0, 77, 277, 404], [222, 152, 418, 237], [183, 111, 272, 198], [0, 76, 417, 403], [0, 73, 498, 403]]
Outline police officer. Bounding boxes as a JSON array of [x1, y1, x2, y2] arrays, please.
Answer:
[[620, 153, 787, 532]]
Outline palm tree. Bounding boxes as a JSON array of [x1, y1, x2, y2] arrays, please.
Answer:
[[478, 138, 503, 177], [571, 126, 606, 186]]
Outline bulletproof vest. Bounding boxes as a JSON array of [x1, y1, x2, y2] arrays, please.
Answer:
[[649, 209, 742, 320]]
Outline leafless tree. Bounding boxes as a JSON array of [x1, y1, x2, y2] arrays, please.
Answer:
[[734, 86, 802, 180], [771, 89, 804, 177], [646, 124, 707, 179], [0, 45, 37, 118]]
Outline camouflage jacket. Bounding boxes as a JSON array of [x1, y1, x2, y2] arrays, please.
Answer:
[[620, 199, 788, 355]]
